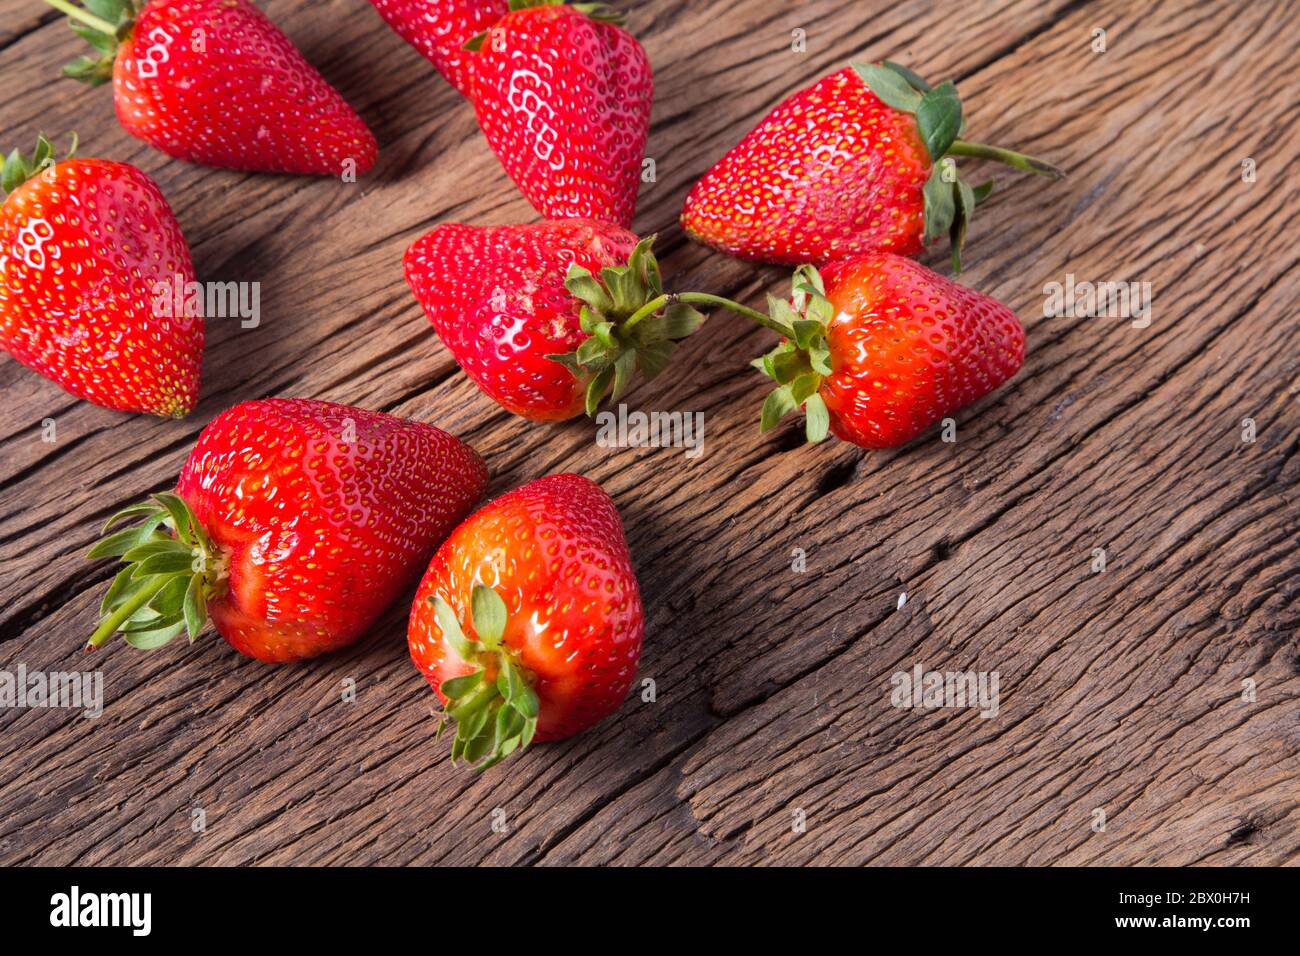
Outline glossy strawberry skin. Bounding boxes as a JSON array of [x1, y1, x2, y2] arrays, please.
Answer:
[[468, 5, 653, 227], [367, 0, 508, 97], [682, 67, 929, 265], [404, 220, 638, 421], [114, 0, 378, 176], [0, 158, 201, 417], [409, 474, 643, 742], [817, 254, 1024, 448], [175, 399, 487, 663]]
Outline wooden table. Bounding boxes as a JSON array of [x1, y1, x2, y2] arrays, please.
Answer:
[[1, 0, 1297, 866]]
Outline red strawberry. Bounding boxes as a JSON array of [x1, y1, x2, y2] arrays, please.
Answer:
[[0, 135, 202, 417], [404, 220, 704, 421], [49, 0, 377, 176], [466, 1, 653, 227], [682, 62, 1061, 271], [86, 399, 487, 663], [408, 473, 643, 769], [747, 253, 1025, 448], [367, 0, 508, 97]]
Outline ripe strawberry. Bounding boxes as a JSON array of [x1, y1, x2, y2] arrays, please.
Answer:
[[746, 253, 1025, 448], [465, 1, 653, 227], [48, 0, 377, 176], [404, 220, 705, 421], [0, 134, 202, 417], [408, 473, 643, 769], [367, 0, 508, 97], [85, 399, 487, 663], [681, 62, 1062, 271]]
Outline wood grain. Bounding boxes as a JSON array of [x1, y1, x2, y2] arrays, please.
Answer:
[[0, 0, 1297, 866]]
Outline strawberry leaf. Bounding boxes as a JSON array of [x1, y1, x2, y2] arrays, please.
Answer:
[[790, 372, 820, 404], [610, 348, 638, 403], [122, 618, 187, 650], [182, 573, 207, 640], [923, 164, 956, 244], [882, 60, 932, 93], [804, 394, 831, 443], [471, 585, 507, 649], [565, 266, 615, 315], [853, 63, 923, 113], [950, 178, 976, 274], [441, 672, 484, 700], [636, 340, 676, 381], [432, 596, 477, 662], [761, 385, 797, 432], [809, 339, 833, 376], [585, 365, 615, 415], [915, 81, 963, 164]]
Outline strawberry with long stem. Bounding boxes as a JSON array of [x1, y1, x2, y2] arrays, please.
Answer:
[[658, 253, 1026, 448], [406, 221, 716, 421], [681, 61, 1063, 272], [43, 0, 378, 176]]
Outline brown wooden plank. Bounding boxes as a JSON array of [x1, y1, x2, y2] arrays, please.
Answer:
[[0, 0, 1297, 866]]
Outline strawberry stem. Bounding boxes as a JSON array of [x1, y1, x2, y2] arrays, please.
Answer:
[[41, 0, 117, 35], [86, 575, 169, 649], [948, 139, 1064, 179], [624, 293, 789, 336]]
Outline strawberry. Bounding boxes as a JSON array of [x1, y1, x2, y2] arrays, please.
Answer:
[[681, 62, 1062, 272], [408, 473, 642, 769], [85, 399, 487, 663], [367, 0, 508, 97], [465, 0, 653, 227], [0, 134, 202, 417], [745, 253, 1025, 448], [404, 220, 705, 421], [47, 0, 377, 176]]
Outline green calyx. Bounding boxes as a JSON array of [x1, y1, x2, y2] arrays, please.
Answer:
[[430, 586, 540, 772], [546, 235, 706, 416], [1, 132, 77, 195], [748, 265, 834, 445], [43, 0, 139, 86], [853, 61, 1064, 273], [84, 492, 226, 651], [463, 0, 623, 50]]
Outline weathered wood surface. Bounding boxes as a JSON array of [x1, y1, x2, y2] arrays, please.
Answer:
[[1, 0, 1298, 866]]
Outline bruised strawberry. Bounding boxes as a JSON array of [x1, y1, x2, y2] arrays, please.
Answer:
[[367, 0, 508, 96], [409, 474, 643, 769], [465, 1, 652, 227], [49, 0, 377, 176], [0, 134, 202, 417], [682, 62, 1061, 271], [748, 254, 1025, 448], [86, 399, 487, 662], [404, 221, 705, 421]]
